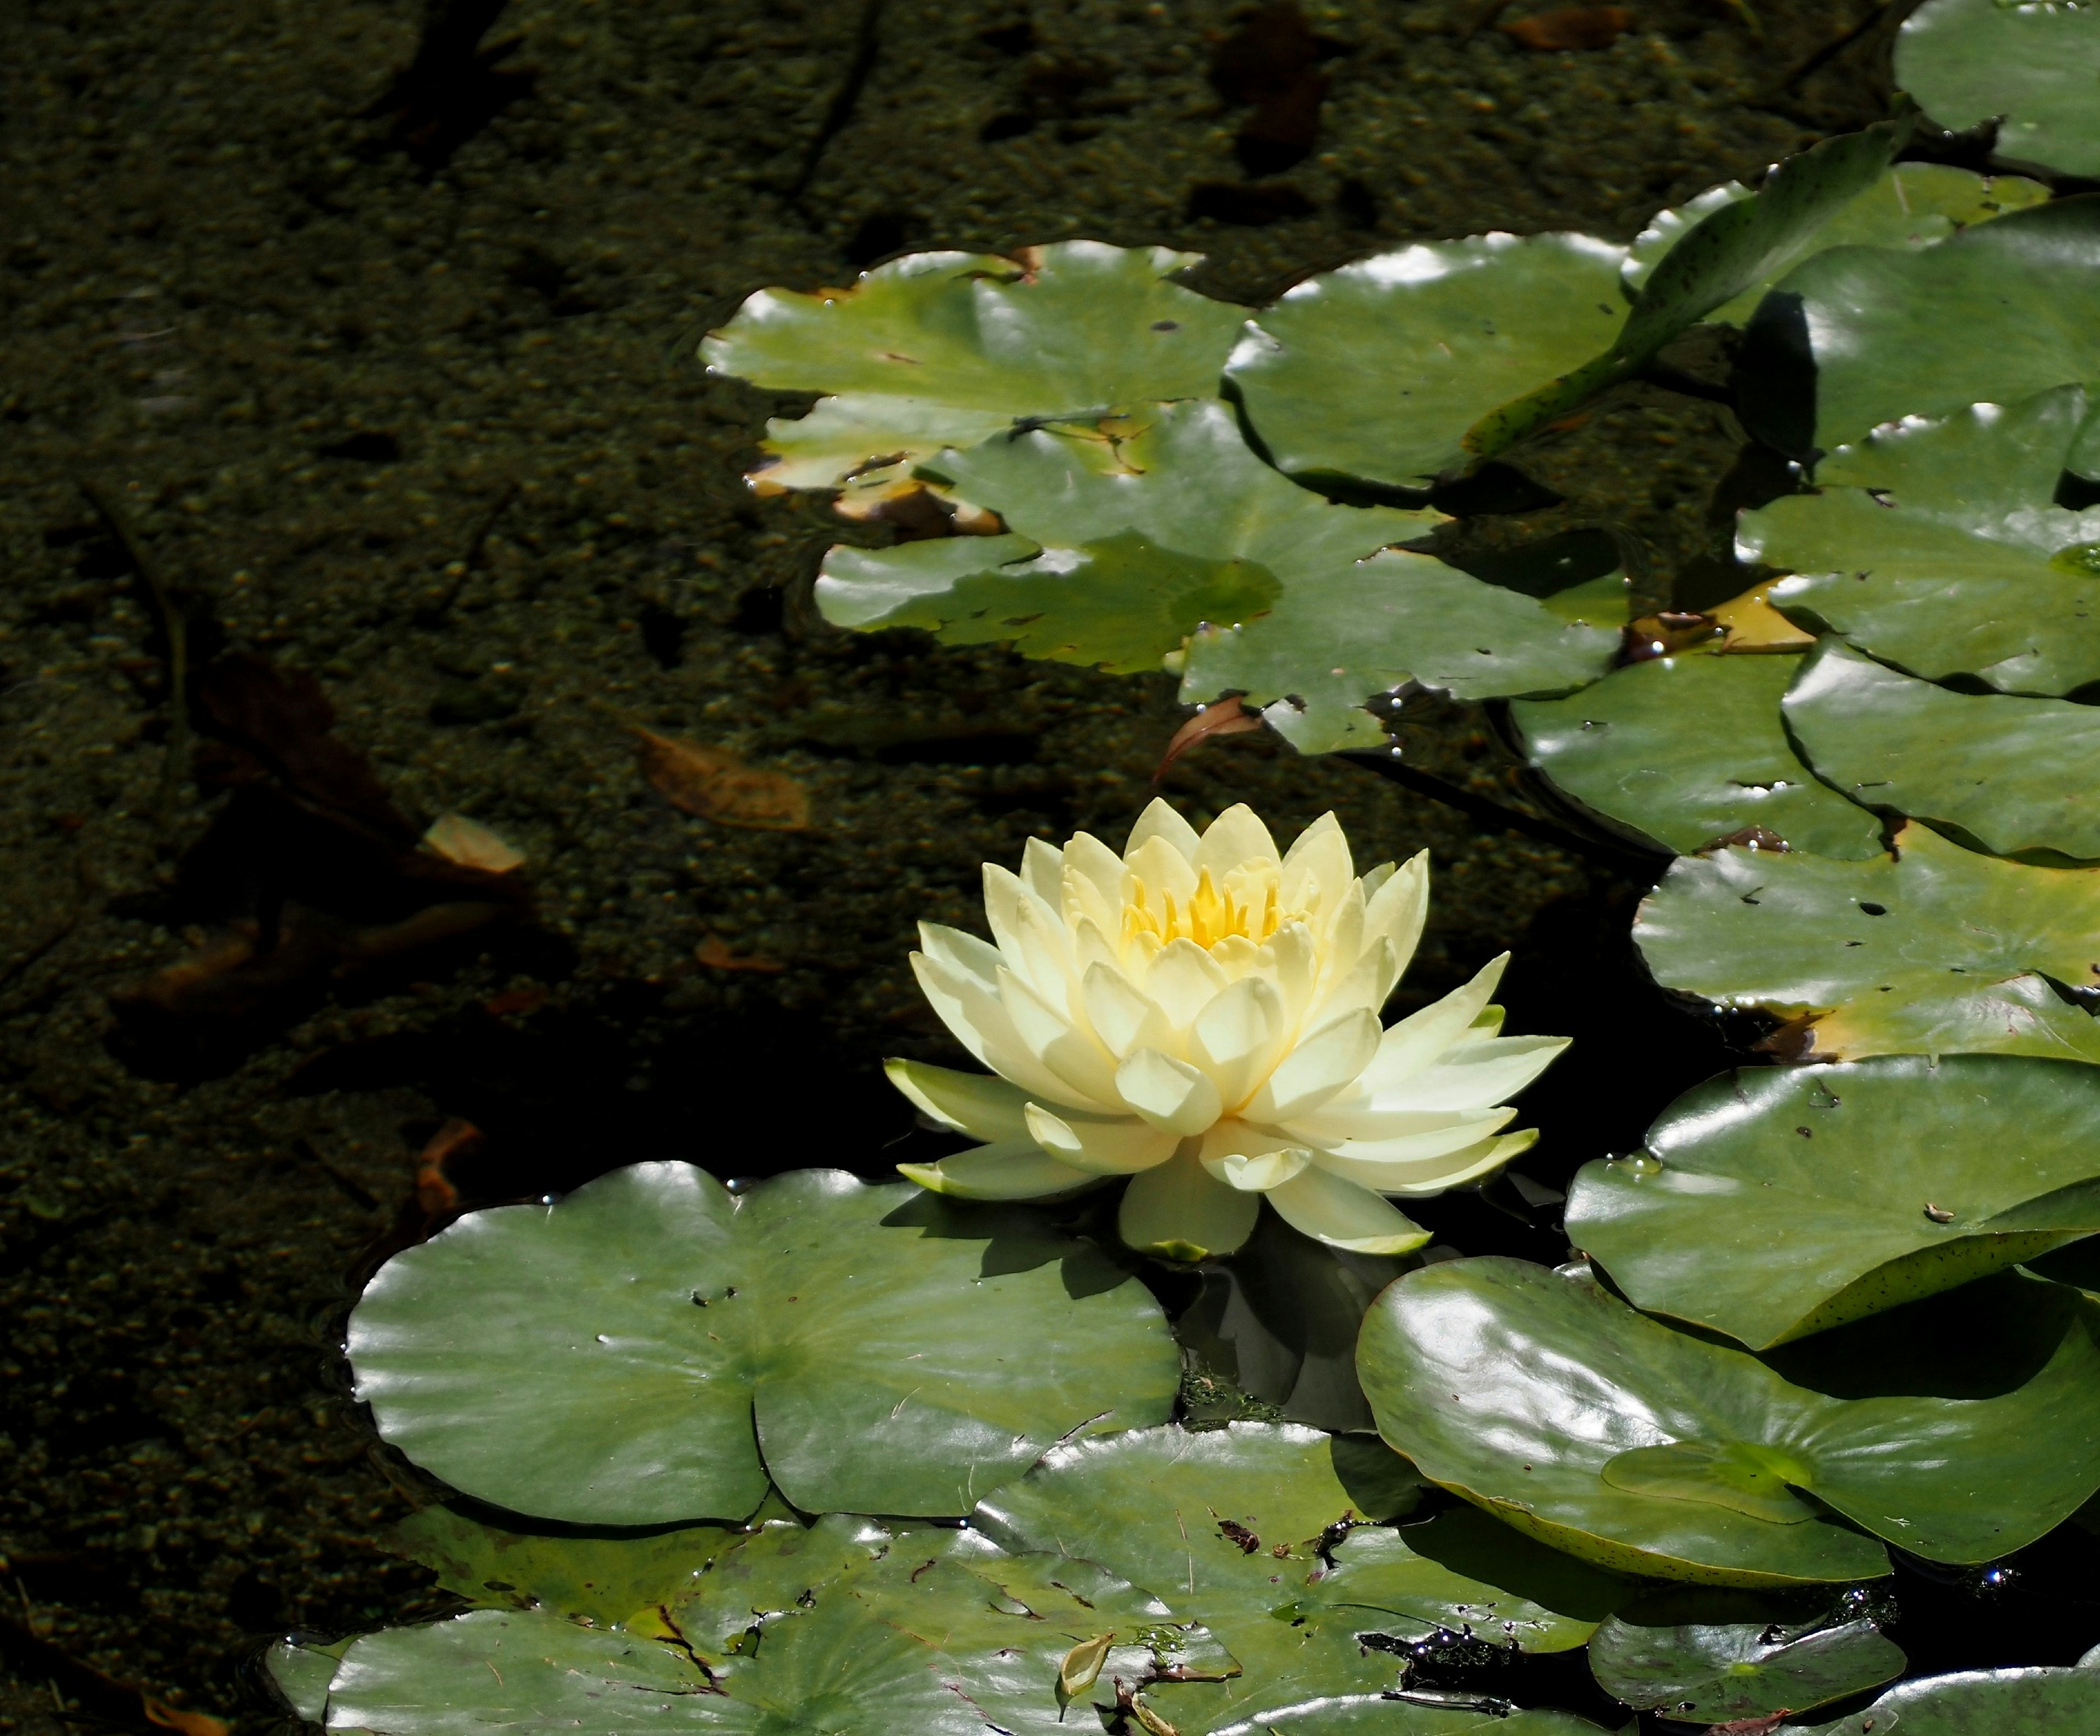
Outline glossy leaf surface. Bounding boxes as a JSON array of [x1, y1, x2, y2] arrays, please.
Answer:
[[1567, 1056, 2100, 1348], [1588, 1612, 1903, 1723], [388, 1506, 730, 1624], [1744, 386, 2100, 694], [1209, 1698, 1615, 1735], [1357, 1257, 2100, 1583], [1787, 1663, 2100, 1733], [1635, 822, 2100, 1063], [1899, 0, 2100, 178], [1783, 639, 2100, 860], [347, 1165, 1177, 1525], [1510, 652, 1883, 859]]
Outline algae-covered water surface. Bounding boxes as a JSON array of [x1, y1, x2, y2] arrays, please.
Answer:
[[9, 1, 2100, 1731]]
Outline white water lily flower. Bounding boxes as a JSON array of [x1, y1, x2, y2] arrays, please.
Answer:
[[891, 800, 1568, 1261]]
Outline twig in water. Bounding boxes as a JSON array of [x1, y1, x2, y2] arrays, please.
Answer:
[[416, 480, 520, 625], [76, 480, 189, 827], [1766, 0, 1896, 98], [1453, 0, 1516, 43], [786, 0, 886, 205]]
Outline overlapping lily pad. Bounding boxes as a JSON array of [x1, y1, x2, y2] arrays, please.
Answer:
[[700, 241, 1245, 515], [1210, 1699, 1616, 1735], [1356, 1257, 2100, 1585], [1567, 1056, 2100, 1349], [1783, 639, 2100, 860], [1623, 164, 2050, 326], [1788, 1662, 2100, 1733], [1899, 0, 2100, 179], [1743, 385, 2100, 694], [346, 1164, 1178, 1526], [1588, 1611, 1903, 1725], [1634, 821, 2100, 1063], [815, 401, 1617, 752], [1751, 196, 2100, 455], [1509, 651, 1884, 859]]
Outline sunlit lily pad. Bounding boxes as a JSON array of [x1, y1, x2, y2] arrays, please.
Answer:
[[1783, 638, 2100, 860], [1509, 652, 1884, 859], [1899, 0, 2100, 179], [1567, 1056, 2100, 1349], [1623, 164, 2049, 326], [1209, 1698, 1616, 1735], [1357, 1256, 2100, 1584], [815, 401, 1617, 753], [1224, 232, 1630, 489], [347, 1165, 1177, 1525], [1752, 196, 2100, 455], [1787, 1662, 2100, 1733], [1587, 1611, 1903, 1725], [1743, 386, 2100, 694], [1635, 821, 2100, 1063], [701, 242, 1245, 515]]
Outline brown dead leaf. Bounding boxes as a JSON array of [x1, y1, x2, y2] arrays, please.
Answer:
[[1156, 695, 1268, 780], [696, 935, 787, 973], [145, 1700, 232, 1736], [1624, 611, 1724, 662], [1501, 6, 1634, 50], [415, 1116, 483, 1217], [633, 730, 812, 831], [1708, 581, 1817, 653], [423, 812, 527, 872]]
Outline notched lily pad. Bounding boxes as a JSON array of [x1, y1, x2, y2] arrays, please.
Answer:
[[1634, 820, 2100, 1064], [1588, 1610, 1904, 1725], [1788, 1662, 2100, 1733], [1899, 0, 2100, 179], [1744, 386, 2100, 695], [346, 1163, 1178, 1526], [1567, 1055, 2100, 1349]]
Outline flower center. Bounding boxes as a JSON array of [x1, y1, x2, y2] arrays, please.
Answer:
[[1121, 866, 1290, 951]]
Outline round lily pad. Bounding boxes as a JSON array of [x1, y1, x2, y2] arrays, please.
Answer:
[[1209, 1698, 1615, 1735], [1223, 232, 1630, 490], [1567, 1056, 2100, 1349], [1899, 0, 2100, 179], [1787, 1663, 2100, 1733], [1782, 638, 2100, 860], [346, 1164, 1178, 1525], [1743, 385, 2100, 695], [1634, 821, 2100, 1064], [1587, 1612, 1904, 1725], [1509, 651, 1884, 859], [1356, 1256, 2100, 1585]]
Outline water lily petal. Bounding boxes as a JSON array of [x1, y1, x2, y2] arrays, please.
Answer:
[[913, 952, 1104, 1110], [1399, 1035, 1570, 1114], [1127, 797, 1202, 863], [1063, 830, 1127, 905], [1019, 835, 1065, 907], [1322, 1127, 1537, 1197], [1363, 852, 1430, 984], [1245, 1007, 1382, 1123], [917, 920, 1004, 992], [1207, 1145, 1312, 1192], [998, 965, 1125, 1105], [1081, 961, 1170, 1059], [1352, 953, 1510, 1097], [983, 866, 1071, 1008], [1025, 1103, 1177, 1174], [1142, 936, 1228, 1029], [1267, 1166, 1432, 1255], [1117, 1150, 1259, 1260], [1192, 974, 1287, 1109], [1125, 833, 1199, 908], [1280, 811, 1354, 914], [1294, 1108, 1517, 1165], [1115, 1047, 1225, 1135], [884, 1059, 1035, 1143], [1194, 804, 1280, 878], [899, 1141, 1102, 1201]]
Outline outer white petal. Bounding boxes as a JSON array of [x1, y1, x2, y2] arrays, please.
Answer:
[[1263, 923, 1320, 1027], [918, 921, 1004, 991], [912, 952, 1101, 1109], [1082, 961, 1170, 1059], [1141, 936, 1228, 1029], [1354, 953, 1510, 1097], [1288, 1108, 1517, 1166], [1360, 860, 1397, 899], [1267, 1166, 1431, 1255], [997, 964, 1126, 1106], [1363, 852, 1429, 983], [1400, 1035, 1570, 1114], [983, 865, 1069, 1006], [899, 1141, 1102, 1201], [1117, 1149, 1259, 1260], [1194, 804, 1279, 876], [1019, 836, 1065, 907], [1280, 812, 1353, 912], [884, 1058, 1034, 1142], [1024, 1103, 1177, 1174], [1127, 797, 1202, 863], [1192, 974, 1287, 1111], [1115, 1047, 1225, 1136], [1314, 936, 1396, 1025], [1321, 1128, 1538, 1198], [1244, 1007, 1381, 1123], [1063, 830, 1127, 905], [1208, 1146, 1311, 1192]]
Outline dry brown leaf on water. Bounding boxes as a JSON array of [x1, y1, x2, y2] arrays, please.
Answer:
[[632, 729, 812, 831], [1708, 580, 1817, 654], [1501, 5, 1634, 50], [422, 811, 527, 872], [1155, 695, 1268, 780], [144, 1699, 232, 1736]]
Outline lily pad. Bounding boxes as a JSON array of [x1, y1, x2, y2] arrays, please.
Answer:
[[1782, 638, 2100, 861], [268, 1638, 350, 1723], [1223, 232, 1630, 489], [1566, 1055, 2100, 1349], [1356, 1256, 2100, 1584], [1899, 0, 2100, 179], [1623, 164, 2050, 328], [1751, 196, 2100, 455], [1787, 1663, 2100, 1734], [346, 1164, 1177, 1526], [1509, 652, 1885, 859], [1210, 1699, 1616, 1735], [1587, 1612, 1904, 1724], [815, 401, 1617, 753], [1743, 385, 2100, 694], [700, 242, 1245, 514], [1635, 820, 2100, 1063]]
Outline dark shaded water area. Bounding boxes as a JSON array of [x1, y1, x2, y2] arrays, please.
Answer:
[[7, 0, 2088, 1728]]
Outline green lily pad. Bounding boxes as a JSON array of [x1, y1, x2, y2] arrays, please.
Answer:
[[1743, 386, 2100, 695], [1787, 1663, 2100, 1734], [346, 1164, 1177, 1526], [1623, 164, 2051, 327], [387, 1506, 731, 1625], [666, 1514, 893, 1655], [1356, 1256, 2100, 1585], [1210, 1699, 1617, 1735], [700, 242, 1245, 513], [1782, 638, 2100, 861], [268, 1638, 351, 1723], [1223, 232, 1630, 490], [1588, 1612, 1904, 1724], [1635, 820, 2100, 1063], [1567, 1055, 2100, 1350], [1754, 196, 2100, 455], [815, 401, 1617, 753], [1899, 0, 2100, 179], [1509, 651, 1885, 859]]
